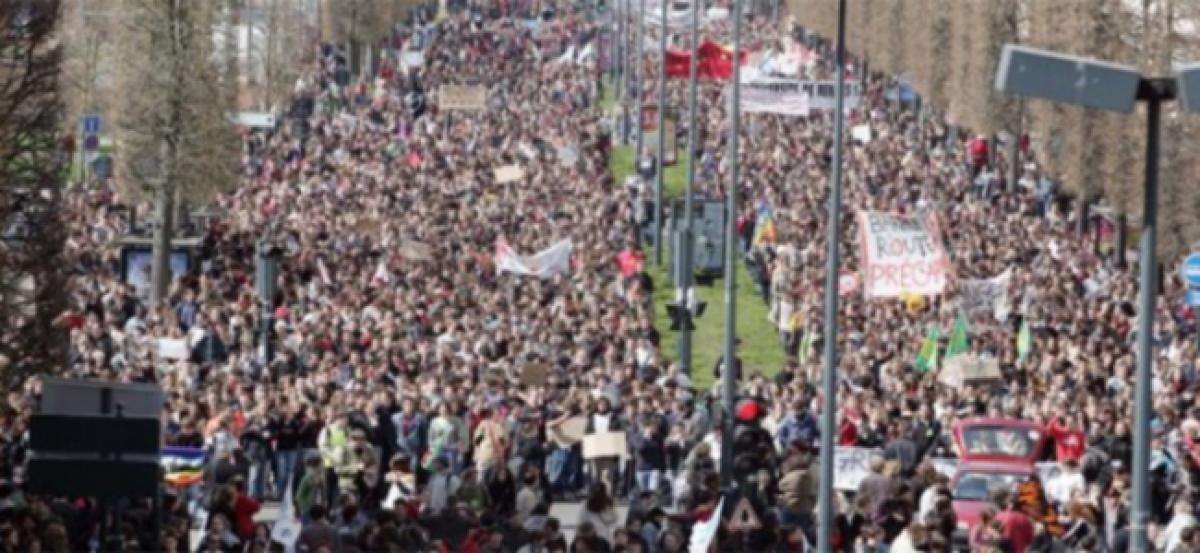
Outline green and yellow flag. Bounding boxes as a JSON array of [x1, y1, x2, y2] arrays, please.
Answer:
[[945, 313, 970, 358], [914, 326, 940, 372], [1017, 319, 1032, 363]]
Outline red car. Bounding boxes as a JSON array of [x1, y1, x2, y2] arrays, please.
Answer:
[[949, 418, 1050, 549]]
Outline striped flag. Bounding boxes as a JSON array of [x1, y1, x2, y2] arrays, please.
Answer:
[[1017, 319, 1032, 363], [161, 446, 207, 488], [752, 200, 776, 247], [914, 325, 939, 373]]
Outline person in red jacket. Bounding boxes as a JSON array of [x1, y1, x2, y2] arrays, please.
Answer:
[[230, 477, 261, 542], [1045, 412, 1086, 462]]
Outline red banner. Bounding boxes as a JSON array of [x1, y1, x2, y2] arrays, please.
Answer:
[[663, 41, 746, 80]]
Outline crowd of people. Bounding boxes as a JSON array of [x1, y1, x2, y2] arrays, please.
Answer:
[[0, 0, 1199, 552]]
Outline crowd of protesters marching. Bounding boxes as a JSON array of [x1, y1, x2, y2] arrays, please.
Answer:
[[0, 0, 1199, 552]]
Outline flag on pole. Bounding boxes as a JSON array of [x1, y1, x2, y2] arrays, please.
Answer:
[[1017, 319, 1032, 363], [913, 326, 939, 372], [945, 313, 970, 358], [798, 329, 814, 363], [271, 476, 300, 553], [752, 199, 776, 247], [161, 446, 207, 488]]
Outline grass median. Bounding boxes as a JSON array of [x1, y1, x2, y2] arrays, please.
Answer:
[[603, 91, 787, 389]]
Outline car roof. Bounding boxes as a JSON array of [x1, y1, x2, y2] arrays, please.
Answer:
[[954, 459, 1037, 476], [955, 417, 1044, 431]]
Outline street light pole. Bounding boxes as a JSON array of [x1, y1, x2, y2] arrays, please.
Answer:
[[1130, 77, 1168, 553], [634, 0, 646, 157], [678, 0, 701, 375], [654, 0, 667, 265], [720, 0, 744, 491], [817, 0, 847, 550]]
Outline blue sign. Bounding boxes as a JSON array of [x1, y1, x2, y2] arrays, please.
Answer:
[[1187, 288, 1200, 307], [1183, 253, 1200, 287], [82, 114, 101, 135]]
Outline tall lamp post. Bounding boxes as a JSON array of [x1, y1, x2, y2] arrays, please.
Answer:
[[719, 0, 745, 491], [677, 0, 702, 374], [634, 0, 646, 156], [816, 0, 847, 550], [995, 44, 1200, 552], [653, 0, 668, 265]]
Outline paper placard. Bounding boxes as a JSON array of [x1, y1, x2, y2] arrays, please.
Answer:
[[549, 417, 587, 448], [438, 85, 487, 111], [583, 431, 628, 459], [939, 354, 1002, 389], [494, 165, 525, 184], [158, 338, 189, 361], [851, 124, 872, 144], [399, 240, 434, 262], [520, 363, 550, 387]]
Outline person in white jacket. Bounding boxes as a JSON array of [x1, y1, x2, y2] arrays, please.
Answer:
[[1158, 500, 1197, 553]]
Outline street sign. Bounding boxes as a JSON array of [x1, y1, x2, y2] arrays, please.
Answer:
[[82, 114, 101, 135], [727, 497, 762, 532], [1182, 253, 1200, 287], [83, 134, 99, 151], [1187, 287, 1200, 307]]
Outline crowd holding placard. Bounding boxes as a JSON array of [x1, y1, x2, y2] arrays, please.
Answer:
[[2, 1, 1200, 552]]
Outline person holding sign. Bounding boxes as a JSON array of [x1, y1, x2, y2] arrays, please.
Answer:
[[585, 395, 625, 498]]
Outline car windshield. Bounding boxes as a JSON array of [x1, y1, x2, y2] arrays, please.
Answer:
[[954, 472, 1026, 502], [961, 426, 1038, 457]]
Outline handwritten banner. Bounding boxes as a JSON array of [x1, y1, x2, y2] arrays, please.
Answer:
[[857, 210, 953, 299], [438, 85, 487, 111]]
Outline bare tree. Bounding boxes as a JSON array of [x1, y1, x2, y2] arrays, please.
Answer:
[[116, 0, 240, 305], [0, 0, 69, 386]]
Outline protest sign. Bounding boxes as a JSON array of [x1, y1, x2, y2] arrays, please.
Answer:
[[736, 79, 811, 117], [494, 164, 525, 184], [548, 417, 587, 448], [583, 431, 629, 459], [399, 240, 434, 262], [833, 446, 878, 491], [157, 338, 189, 361], [959, 268, 1012, 322], [495, 238, 573, 279], [938, 353, 1002, 389], [851, 124, 872, 144], [637, 105, 679, 164], [857, 210, 953, 298], [438, 85, 487, 111], [520, 363, 550, 386]]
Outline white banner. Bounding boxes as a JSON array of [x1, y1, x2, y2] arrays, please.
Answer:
[[737, 79, 811, 116], [834, 447, 877, 491], [857, 210, 953, 298], [959, 268, 1012, 322], [496, 239, 573, 279]]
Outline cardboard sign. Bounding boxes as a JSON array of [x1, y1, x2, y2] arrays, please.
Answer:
[[833, 446, 876, 491], [938, 354, 1002, 389], [438, 85, 487, 111], [548, 417, 587, 448], [583, 431, 628, 459], [399, 240, 434, 262], [520, 363, 550, 386], [494, 164, 525, 184]]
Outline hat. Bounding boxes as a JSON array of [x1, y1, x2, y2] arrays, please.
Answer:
[[735, 399, 763, 422]]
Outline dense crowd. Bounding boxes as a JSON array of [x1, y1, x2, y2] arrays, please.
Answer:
[[0, 0, 1198, 552]]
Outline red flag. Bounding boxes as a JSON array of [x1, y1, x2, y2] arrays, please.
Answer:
[[406, 151, 422, 169]]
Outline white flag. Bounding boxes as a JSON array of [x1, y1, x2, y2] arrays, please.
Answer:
[[495, 238, 573, 279], [689, 498, 723, 553], [371, 260, 391, 286], [271, 477, 300, 553]]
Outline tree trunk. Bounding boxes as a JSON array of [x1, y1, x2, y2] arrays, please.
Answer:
[[1007, 130, 1020, 193], [149, 141, 176, 307], [1075, 195, 1089, 240], [1116, 211, 1128, 269]]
